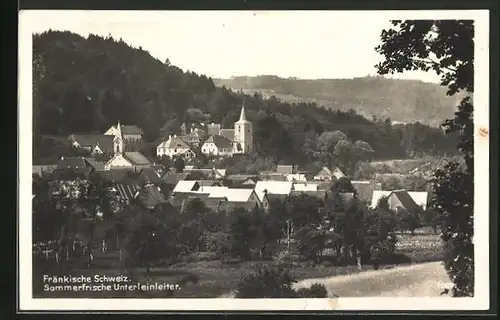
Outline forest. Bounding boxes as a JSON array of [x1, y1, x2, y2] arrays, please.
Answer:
[[214, 75, 463, 127], [33, 30, 459, 166]]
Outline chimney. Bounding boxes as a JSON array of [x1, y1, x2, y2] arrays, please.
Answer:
[[173, 134, 177, 138], [168, 134, 172, 140], [61, 156, 64, 160]]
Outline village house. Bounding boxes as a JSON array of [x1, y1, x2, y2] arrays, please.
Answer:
[[313, 166, 345, 181], [182, 167, 227, 180], [156, 135, 196, 159], [259, 171, 288, 181], [104, 122, 143, 141], [225, 174, 259, 188], [201, 135, 234, 157], [370, 190, 428, 211], [285, 173, 307, 182], [183, 127, 207, 147], [219, 128, 235, 142], [32, 164, 58, 177], [276, 164, 297, 175], [292, 182, 319, 192], [68, 134, 114, 155], [254, 181, 293, 204], [172, 180, 201, 194], [137, 184, 167, 210]]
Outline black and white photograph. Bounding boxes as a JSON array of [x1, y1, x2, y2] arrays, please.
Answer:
[[19, 10, 490, 311]]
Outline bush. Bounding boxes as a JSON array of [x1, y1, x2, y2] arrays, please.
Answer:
[[235, 264, 298, 298], [297, 283, 328, 298]]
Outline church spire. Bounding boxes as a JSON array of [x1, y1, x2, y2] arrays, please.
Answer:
[[237, 104, 248, 123], [116, 120, 122, 139], [114, 120, 123, 155]]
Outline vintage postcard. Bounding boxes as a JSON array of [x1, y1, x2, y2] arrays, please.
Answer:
[[18, 9, 490, 312]]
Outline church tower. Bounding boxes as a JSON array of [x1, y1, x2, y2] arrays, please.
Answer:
[[113, 120, 124, 155], [233, 105, 253, 154]]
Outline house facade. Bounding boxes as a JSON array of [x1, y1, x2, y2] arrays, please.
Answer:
[[201, 135, 234, 157], [156, 135, 195, 159]]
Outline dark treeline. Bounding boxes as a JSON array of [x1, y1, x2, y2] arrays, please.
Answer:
[[33, 30, 458, 166]]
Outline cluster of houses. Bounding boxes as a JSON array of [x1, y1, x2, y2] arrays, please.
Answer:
[[34, 104, 428, 217], [156, 105, 253, 159], [33, 152, 429, 218], [65, 105, 253, 175]]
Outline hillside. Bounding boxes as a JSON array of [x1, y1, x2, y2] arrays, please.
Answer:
[[33, 30, 458, 166], [214, 76, 461, 126]]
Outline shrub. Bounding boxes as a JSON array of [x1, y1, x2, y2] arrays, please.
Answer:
[[297, 283, 328, 298], [235, 264, 298, 298]]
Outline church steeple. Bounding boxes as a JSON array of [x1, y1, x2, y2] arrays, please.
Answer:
[[116, 120, 122, 139], [114, 120, 123, 155], [236, 104, 249, 123]]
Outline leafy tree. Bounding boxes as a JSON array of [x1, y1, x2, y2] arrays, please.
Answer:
[[173, 156, 185, 173], [124, 212, 176, 273], [313, 130, 347, 167], [294, 225, 327, 264], [229, 208, 257, 261], [376, 20, 474, 296]]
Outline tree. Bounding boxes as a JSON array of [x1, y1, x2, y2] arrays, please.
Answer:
[[173, 156, 185, 173], [376, 20, 474, 296], [313, 130, 347, 167], [229, 208, 257, 261], [124, 212, 176, 274]]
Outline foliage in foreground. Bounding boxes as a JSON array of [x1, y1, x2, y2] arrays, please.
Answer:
[[235, 264, 328, 298], [376, 19, 474, 297]]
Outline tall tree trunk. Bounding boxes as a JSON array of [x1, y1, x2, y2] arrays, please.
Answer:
[[86, 223, 95, 268]]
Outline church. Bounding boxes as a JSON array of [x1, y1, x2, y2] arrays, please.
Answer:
[[157, 105, 253, 159], [105, 121, 153, 170]]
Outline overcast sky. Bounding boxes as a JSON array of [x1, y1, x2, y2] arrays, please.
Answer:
[[24, 10, 472, 83]]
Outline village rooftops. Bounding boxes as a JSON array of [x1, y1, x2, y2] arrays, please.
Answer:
[[157, 136, 190, 149], [204, 135, 233, 149], [123, 152, 152, 166], [173, 180, 199, 193], [107, 124, 143, 136], [219, 129, 235, 141], [162, 172, 190, 185], [57, 157, 88, 170], [276, 165, 295, 175], [292, 182, 319, 191], [254, 181, 293, 196], [69, 134, 114, 153]]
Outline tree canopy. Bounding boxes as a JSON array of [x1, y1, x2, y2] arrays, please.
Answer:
[[376, 19, 474, 297]]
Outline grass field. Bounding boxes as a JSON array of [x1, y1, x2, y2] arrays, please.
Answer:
[[34, 228, 444, 298]]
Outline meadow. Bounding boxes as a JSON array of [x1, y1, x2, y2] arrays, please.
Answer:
[[33, 228, 443, 298]]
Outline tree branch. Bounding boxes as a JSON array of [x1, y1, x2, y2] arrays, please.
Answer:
[[413, 57, 458, 73]]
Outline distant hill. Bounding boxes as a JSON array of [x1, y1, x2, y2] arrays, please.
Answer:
[[213, 75, 462, 126]]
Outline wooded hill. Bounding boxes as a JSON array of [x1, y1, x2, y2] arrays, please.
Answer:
[[33, 31, 459, 166], [213, 75, 461, 127]]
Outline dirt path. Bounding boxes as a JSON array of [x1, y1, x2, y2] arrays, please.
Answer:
[[294, 261, 452, 297], [220, 262, 452, 298]]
